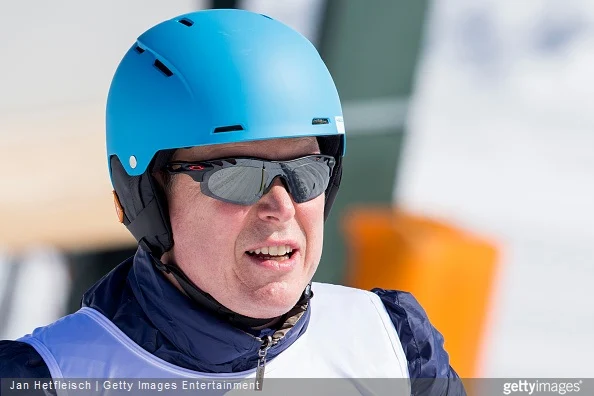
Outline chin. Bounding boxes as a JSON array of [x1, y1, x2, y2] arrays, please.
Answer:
[[240, 282, 304, 318]]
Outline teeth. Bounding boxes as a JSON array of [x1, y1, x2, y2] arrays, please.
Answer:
[[248, 245, 293, 256]]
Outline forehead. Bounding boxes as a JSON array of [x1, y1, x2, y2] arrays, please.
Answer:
[[173, 137, 320, 161]]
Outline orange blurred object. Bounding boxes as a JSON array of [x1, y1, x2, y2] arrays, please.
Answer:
[[342, 207, 499, 378]]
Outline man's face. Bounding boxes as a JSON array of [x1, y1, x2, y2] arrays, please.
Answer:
[[164, 137, 325, 319]]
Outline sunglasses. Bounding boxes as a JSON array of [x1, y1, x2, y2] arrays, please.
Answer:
[[164, 154, 336, 205]]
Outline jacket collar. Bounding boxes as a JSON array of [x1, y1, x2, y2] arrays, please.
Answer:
[[83, 247, 310, 373]]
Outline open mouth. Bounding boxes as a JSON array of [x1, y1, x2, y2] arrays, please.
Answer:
[[246, 246, 296, 262]]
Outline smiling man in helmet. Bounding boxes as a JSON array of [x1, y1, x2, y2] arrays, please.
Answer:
[[0, 9, 465, 395]]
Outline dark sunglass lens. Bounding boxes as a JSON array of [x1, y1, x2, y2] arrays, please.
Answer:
[[285, 159, 332, 203], [207, 166, 264, 204]]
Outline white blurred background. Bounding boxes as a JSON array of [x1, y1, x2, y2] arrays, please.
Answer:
[[398, 0, 594, 376]]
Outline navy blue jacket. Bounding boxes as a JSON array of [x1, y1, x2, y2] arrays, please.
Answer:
[[0, 248, 465, 395]]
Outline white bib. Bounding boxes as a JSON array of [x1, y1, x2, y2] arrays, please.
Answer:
[[20, 282, 410, 395]]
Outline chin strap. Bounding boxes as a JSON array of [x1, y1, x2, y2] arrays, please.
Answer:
[[148, 253, 313, 329]]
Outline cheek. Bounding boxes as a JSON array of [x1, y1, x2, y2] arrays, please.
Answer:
[[168, 183, 246, 261], [300, 196, 326, 259]]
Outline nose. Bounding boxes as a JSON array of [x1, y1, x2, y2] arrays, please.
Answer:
[[255, 177, 296, 223]]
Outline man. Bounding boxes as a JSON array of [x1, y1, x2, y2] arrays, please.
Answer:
[[0, 9, 465, 395]]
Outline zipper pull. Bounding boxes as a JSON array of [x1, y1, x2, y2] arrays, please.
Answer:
[[255, 335, 273, 391]]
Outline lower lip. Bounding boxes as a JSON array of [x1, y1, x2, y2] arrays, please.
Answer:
[[245, 251, 299, 271]]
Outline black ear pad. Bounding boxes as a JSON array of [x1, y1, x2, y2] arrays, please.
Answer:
[[324, 159, 343, 221], [110, 156, 173, 257], [317, 135, 344, 220]]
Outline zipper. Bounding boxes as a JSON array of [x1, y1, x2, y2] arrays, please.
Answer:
[[255, 335, 274, 391]]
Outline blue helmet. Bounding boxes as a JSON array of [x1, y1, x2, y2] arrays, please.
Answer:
[[107, 9, 345, 257]]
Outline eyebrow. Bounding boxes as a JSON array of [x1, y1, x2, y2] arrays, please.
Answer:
[[179, 151, 322, 163], [175, 140, 320, 162]]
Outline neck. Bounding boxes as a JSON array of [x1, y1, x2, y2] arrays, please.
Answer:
[[164, 270, 282, 328]]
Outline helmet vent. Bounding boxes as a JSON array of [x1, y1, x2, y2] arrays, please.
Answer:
[[134, 46, 145, 54], [154, 59, 173, 77], [178, 18, 194, 27], [261, 14, 273, 20], [312, 118, 330, 125], [214, 125, 244, 133]]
